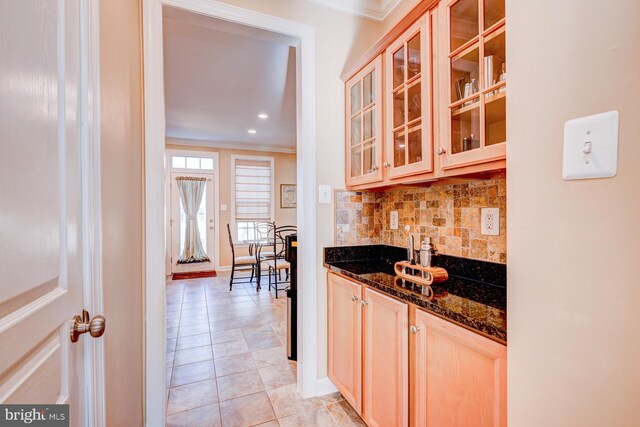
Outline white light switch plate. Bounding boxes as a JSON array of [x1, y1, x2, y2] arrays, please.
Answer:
[[318, 185, 332, 204], [220, 204, 227, 211], [481, 208, 499, 236], [563, 111, 619, 180], [390, 211, 399, 230]]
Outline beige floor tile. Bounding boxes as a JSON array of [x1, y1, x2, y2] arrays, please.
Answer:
[[179, 313, 210, 326], [243, 330, 283, 352], [214, 352, 257, 377], [277, 407, 337, 427], [166, 352, 175, 368], [211, 328, 244, 345], [171, 360, 216, 387], [267, 384, 323, 419], [212, 339, 249, 358], [167, 338, 177, 353], [324, 401, 366, 426], [166, 368, 172, 388], [258, 362, 297, 390], [174, 345, 213, 367], [176, 332, 212, 351], [178, 322, 210, 338], [217, 370, 265, 402], [167, 379, 219, 415], [166, 403, 221, 427], [253, 422, 280, 427], [219, 392, 276, 427], [251, 347, 287, 369], [319, 391, 344, 406]]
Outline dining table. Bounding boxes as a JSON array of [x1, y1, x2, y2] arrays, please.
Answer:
[[238, 237, 274, 291]]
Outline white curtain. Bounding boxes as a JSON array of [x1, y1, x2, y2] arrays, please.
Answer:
[[176, 177, 210, 264]]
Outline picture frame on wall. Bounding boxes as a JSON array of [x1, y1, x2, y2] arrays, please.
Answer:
[[280, 184, 297, 208]]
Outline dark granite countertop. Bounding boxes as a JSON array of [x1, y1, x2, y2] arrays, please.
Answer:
[[324, 245, 507, 343]]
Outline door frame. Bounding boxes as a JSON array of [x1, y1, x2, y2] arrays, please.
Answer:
[[165, 150, 220, 273], [81, 1, 107, 425], [142, 1, 318, 425]]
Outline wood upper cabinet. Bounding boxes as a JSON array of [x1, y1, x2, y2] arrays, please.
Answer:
[[345, 56, 384, 187], [384, 16, 433, 179], [327, 273, 363, 413], [410, 308, 507, 427], [437, 0, 506, 170], [362, 287, 409, 427]]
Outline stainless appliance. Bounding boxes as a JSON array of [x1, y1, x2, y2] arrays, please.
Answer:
[[284, 234, 297, 360]]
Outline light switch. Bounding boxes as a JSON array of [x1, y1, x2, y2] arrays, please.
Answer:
[[563, 111, 619, 180], [220, 204, 227, 211], [318, 185, 332, 204]]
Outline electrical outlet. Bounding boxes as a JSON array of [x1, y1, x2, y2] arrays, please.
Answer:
[[390, 211, 399, 230], [481, 208, 499, 236]]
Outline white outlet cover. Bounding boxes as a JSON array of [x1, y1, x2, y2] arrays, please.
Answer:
[[563, 111, 619, 180], [481, 208, 499, 236], [318, 185, 332, 204], [390, 211, 399, 230]]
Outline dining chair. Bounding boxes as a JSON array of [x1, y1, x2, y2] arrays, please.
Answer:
[[226, 223, 258, 291], [260, 225, 296, 298]]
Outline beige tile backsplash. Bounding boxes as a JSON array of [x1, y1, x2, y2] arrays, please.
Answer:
[[335, 177, 507, 263]]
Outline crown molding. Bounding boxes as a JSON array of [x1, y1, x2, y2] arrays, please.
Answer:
[[167, 138, 297, 154], [306, 0, 402, 21]]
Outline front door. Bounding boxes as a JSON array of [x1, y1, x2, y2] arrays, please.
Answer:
[[170, 172, 216, 274], [0, 0, 102, 425]]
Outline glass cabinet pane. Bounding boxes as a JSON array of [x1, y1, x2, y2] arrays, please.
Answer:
[[483, 30, 506, 89], [484, 0, 505, 29], [393, 46, 405, 89], [450, 0, 479, 51], [351, 146, 362, 177], [363, 71, 375, 106], [408, 81, 422, 122], [407, 34, 421, 80], [351, 114, 361, 146], [407, 125, 422, 164], [485, 94, 506, 146], [451, 104, 480, 154], [393, 90, 405, 129], [363, 108, 374, 140], [363, 141, 375, 174], [350, 81, 361, 114], [393, 130, 406, 168], [451, 46, 479, 102]]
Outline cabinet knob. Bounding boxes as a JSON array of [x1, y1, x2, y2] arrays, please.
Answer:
[[351, 295, 359, 302], [371, 165, 379, 171], [383, 161, 390, 168], [410, 325, 420, 334], [438, 146, 446, 155], [360, 299, 369, 307]]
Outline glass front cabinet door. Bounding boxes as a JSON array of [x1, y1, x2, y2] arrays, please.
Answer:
[[345, 56, 384, 187], [439, 0, 506, 169], [384, 16, 433, 179]]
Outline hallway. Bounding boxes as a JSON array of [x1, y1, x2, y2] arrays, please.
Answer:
[[165, 273, 364, 426]]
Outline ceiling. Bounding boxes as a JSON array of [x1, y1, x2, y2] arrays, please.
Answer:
[[305, 0, 403, 20], [163, 7, 298, 152]]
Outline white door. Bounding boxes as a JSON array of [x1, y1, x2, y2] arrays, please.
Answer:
[[0, 0, 102, 425], [171, 172, 216, 274]]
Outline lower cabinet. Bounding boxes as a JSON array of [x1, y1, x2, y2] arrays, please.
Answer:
[[327, 272, 506, 427], [362, 287, 409, 427], [410, 308, 507, 427]]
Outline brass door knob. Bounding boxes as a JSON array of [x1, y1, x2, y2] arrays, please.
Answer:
[[70, 309, 106, 343]]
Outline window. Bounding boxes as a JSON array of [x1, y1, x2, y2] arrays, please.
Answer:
[[171, 155, 214, 171], [232, 156, 274, 242]]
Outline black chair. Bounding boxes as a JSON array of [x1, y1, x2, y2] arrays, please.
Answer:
[[259, 225, 296, 298], [226, 223, 258, 291]]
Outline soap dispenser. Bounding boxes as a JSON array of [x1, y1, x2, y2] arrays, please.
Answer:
[[419, 238, 437, 268]]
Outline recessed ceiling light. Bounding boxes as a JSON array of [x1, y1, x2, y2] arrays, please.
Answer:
[[248, 129, 257, 134], [258, 113, 268, 119]]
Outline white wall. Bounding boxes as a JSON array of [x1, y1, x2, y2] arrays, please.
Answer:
[[507, 1, 640, 425], [212, 0, 382, 381]]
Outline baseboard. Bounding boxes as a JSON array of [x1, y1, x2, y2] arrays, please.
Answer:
[[316, 377, 338, 396], [217, 265, 231, 272]]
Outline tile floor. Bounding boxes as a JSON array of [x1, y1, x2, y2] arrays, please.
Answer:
[[165, 272, 366, 427]]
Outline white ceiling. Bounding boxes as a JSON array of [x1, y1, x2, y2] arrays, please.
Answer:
[[305, 0, 403, 20], [163, 7, 298, 152]]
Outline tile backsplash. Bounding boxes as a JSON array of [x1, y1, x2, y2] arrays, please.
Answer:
[[335, 177, 506, 263]]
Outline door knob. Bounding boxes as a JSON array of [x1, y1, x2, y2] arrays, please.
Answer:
[[70, 310, 106, 343]]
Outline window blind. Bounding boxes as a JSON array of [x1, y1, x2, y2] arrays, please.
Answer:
[[234, 158, 273, 221]]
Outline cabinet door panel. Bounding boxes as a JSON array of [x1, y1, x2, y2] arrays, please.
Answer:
[[363, 288, 408, 427], [327, 273, 362, 413], [413, 309, 507, 427]]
